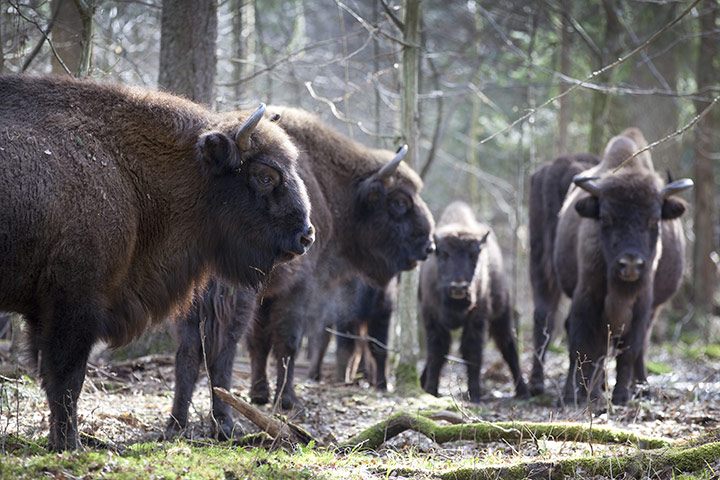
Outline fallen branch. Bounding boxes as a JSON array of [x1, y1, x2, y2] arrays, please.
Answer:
[[338, 412, 671, 451], [439, 441, 720, 480], [213, 387, 316, 446]]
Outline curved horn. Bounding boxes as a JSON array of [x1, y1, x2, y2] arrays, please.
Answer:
[[235, 103, 266, 151], [376, 144, 408, 180], [573, 174, 602, 197], [661, 178, 693, 199]]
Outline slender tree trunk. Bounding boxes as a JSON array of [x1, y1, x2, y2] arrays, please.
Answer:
[[555, 0, 571, 155], [693, 2, 718, 320], [231, 0, 255, 103], [394, 0, 422, 396], [51, 0, 95, 76], [0, 0, 4, 73], [159, 0, 217, 106], [589, 0, 622, 154]]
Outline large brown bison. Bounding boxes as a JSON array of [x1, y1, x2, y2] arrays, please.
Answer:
[[167, 106, 435, 438], [419, 201, 528, 402], [0, 75, 313, 450], [530, 128, 692, 405]]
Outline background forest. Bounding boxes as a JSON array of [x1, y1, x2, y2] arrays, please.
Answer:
[[1, 1, 720, 478]]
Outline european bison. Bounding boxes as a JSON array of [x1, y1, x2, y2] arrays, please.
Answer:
[[0, 75, 313, 450], [532, 128, 692, 405], [167, 106, 434, 437], [419, 201, 528, 402], [528, 153, 600, 395]]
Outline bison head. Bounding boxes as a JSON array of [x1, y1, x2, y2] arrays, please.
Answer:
[[433, 229, 490, 311], [351, 146, 435, 285], [198, 104, 314, 289], [574, 173, 691, 286]]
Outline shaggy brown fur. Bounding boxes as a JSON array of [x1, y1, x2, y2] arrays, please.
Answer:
[[0, 75, 312, 450]]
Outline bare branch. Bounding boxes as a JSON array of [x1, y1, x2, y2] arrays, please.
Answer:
[[379, 0, 404, 31], [11, 0, 72, 75], [478, 0, 702, 146], [20, 0, 64, 72]]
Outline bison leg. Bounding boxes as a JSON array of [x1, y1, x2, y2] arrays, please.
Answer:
[[564, 300, 606, 406], [529, 292, 561, 396], [167, 314, 203, 439], [208, 329, 242, 440], [613, 299, 652, 405], [367, 321, 390, 391], [307, 325, 330, 382], [460, 319, 485, 403], [33, 305, 97, 451], [334, 327, 357, 383], [271, 323, 303, 410], [248, 303, 273, 405], [489, 309, 529, 398], [421, 317, 451, 398]]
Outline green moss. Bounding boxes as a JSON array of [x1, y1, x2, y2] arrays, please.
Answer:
[[393, 362, 423, 397], [646, 360, 672, 375]]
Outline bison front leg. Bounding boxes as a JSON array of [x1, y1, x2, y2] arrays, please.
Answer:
[[167, 314, 203, 439], [248, 303, 273, 405], [33, 306, 96, 450], [529, 285, 561, 396], [208, 322, 244, 440], [460, 318, 485, 403], [564, 298, 606, 406], [489, 308, 529, 398], [272, 317, 304, 410], [613, 299, 652, 405], [421, 317, 451, 398]]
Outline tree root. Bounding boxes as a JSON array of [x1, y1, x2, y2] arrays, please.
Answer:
[[338, 411, 672, 451]]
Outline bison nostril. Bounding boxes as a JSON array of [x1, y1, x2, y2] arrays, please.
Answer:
[[425, 240, 436, 255], [299, 225, 315, 250], [617, 254, 645, 281]]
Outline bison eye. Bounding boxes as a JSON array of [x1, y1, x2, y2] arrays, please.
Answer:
[[389, 194, 411, 216], [249, 163, 280, 193]]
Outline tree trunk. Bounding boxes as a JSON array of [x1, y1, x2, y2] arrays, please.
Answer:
[[555, 0, 571, 155], [159, 0, 217, 106], [693, 1, 718, 320], [588, 0, 622, 154], [51, 0, 95, 76], [393, 0, 422, 396], [230, 0, 255, 103], [0, 0, 4, 74]]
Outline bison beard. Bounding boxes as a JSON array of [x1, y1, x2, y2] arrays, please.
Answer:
[[529, 127, 692, 406], [167, 107, 435, 439], [0, 75, 313, 450], [419, 201, 528, 402]]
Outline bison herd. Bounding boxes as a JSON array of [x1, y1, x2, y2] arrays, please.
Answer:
[[0, 75, 693, 450]]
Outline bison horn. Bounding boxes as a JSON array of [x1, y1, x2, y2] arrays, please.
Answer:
[[235, 103, 266, 151], [661, 178, 693, 199], [573, 174, 602, 197], [377, 144, 408, 180]]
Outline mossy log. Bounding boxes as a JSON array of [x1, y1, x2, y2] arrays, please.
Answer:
[[439, 441, 720, 480], [338, 411, 671, 451]]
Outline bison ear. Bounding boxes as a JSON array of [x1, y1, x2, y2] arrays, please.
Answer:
[[661, 197, 686, 220], [197, 133, 241, 174], [575, 196, 599, 219]]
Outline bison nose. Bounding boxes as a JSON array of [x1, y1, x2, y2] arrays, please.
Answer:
[[425, 239, 436, 256], [448, 281, 469, 300], [296, 224, 315, 254], [617, 254, 645, 282]]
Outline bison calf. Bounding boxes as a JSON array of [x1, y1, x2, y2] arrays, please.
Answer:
[[0, 75, 312, 450], [419, 201, 527, 402]]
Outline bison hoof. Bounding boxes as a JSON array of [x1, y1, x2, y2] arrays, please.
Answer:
[[515, 383, 531, 399], [611, 388, 630, 406], [528, 380, 545, 396], [374, 382, 387, 392], [164, 417, 186, 440], [215, 419, 244, 441], [250, 390, 270, 405]]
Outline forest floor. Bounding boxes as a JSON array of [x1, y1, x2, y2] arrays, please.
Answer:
[[1, 336, 720, 479]]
